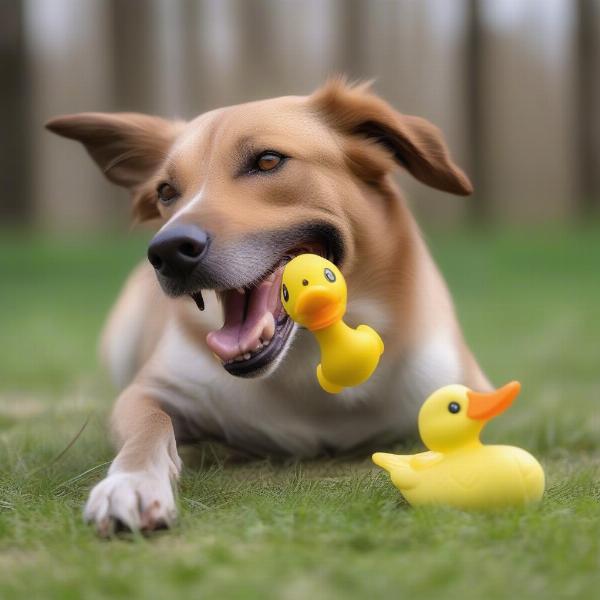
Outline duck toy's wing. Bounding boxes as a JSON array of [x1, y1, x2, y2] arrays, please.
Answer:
[[372, 452, 419, 490], [357, 324, 385, 354]]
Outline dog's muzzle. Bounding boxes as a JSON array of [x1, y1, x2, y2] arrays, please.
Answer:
[[145, 220, 345, 378]]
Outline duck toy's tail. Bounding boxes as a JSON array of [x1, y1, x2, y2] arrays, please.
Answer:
[[372, 452, 418, 490]]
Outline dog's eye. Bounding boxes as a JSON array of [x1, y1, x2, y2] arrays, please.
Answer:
[[448, 402, 461, 414], [157, 183, 179, 206], [324, 268, 336, 283], [256, 152, 283, 172]]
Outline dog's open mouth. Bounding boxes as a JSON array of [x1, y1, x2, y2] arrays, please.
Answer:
[[199, 244, 324, 377]]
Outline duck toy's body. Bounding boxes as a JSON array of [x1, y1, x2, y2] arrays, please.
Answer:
[[281, 254, 384, 393], [373, 381, 545, 510]]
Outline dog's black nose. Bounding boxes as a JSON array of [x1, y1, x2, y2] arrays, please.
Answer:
[[147, 224, 209, 278]]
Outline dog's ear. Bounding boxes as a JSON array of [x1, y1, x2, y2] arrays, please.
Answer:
[[311, 78, 473, 195], [46, 112, 184, 220]]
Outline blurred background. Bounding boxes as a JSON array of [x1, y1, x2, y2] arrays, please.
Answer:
[[1, 0, 599, 230], [0, 1, 598, 398]]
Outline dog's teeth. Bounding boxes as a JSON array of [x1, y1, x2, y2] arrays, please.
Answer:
[[243, 353, 251, 360], [260, 312, 276, 343], [263, 340, 270, 346]]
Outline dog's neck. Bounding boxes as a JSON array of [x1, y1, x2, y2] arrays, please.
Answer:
[[343, 188, 423, 345]]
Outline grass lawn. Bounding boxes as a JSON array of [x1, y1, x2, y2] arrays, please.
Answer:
[[0, 225, 599, 599]]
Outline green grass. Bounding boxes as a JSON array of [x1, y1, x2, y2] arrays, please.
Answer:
[[0, 226, 599, 599]]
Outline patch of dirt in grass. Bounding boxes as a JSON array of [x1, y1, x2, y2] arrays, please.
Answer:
[[0, 550, 41, 569], [0, 394, 46, 430]]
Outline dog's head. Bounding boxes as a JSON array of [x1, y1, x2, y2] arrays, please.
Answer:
[[47, 79, 471, 379]]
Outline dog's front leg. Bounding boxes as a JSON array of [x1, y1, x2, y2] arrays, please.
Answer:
[[84, 383, 182, 535]]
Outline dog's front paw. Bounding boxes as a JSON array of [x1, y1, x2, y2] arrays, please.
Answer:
[[84, 471, 177, 536]]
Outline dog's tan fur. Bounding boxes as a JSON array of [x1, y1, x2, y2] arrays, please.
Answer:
[[47, 80, 489, 534]]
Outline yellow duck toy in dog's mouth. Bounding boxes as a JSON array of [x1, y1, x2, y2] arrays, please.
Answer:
[[281, 254, 384, 393]]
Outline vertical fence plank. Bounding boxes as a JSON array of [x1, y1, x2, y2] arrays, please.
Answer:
[[0, 0, 31, 224], [333, 0, 369, 79], [480, 0, 576, 222], [25, 0, 120, 230], [464, 0, 487, 223], [575, 0, 600, 216], [109, 0, 160, 114], [190, 0, 245, 110], [410, 0, 471, 226]]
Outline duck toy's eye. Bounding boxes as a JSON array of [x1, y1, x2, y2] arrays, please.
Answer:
[[282, 283, 289, 302], [448, 402, 461, 414], [324, 268, 336, 282]]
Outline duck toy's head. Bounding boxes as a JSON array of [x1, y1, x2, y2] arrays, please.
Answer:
[[281, 254, 347, 331], [419, 381, 521, 452]]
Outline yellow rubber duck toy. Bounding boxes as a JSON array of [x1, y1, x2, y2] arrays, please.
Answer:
[[373, 381, 545, 510], [281, 254, 384, 393]]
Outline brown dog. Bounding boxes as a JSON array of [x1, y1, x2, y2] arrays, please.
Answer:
[[47, 79, 489, 534]]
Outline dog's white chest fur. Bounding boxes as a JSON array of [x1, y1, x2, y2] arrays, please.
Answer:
[[141, 313, 462, 457]]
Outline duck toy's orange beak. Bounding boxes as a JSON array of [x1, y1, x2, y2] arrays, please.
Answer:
[[467, 381, 521, 421], [295, 286, 344, 331]]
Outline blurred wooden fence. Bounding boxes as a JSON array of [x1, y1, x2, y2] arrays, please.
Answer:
[[1, 0, 599, 230]]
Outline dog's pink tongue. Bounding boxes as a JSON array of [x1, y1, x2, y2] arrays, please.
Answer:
[[206, 277, 277, 362], [205, 289, 245, 361]]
